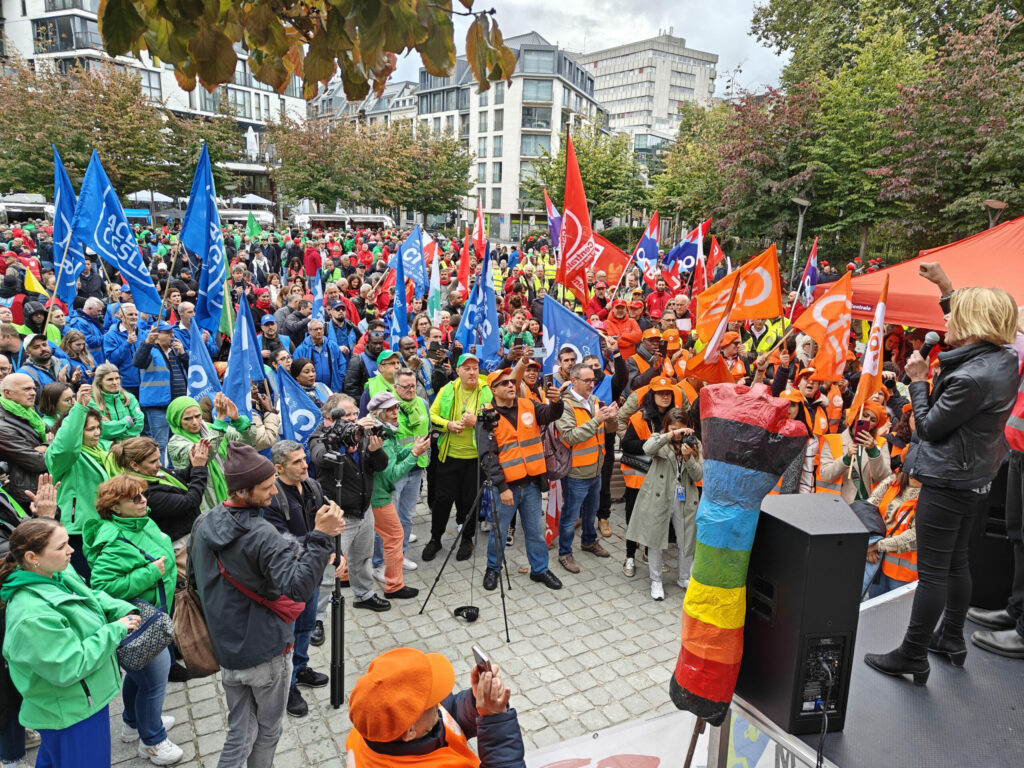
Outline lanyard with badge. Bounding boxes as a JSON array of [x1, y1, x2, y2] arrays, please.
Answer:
[[675, 452, 686, 502]]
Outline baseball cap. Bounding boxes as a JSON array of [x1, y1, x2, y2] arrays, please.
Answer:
[[594, 281, 608, 289], [377, 349, 400, 365], [486, 368, 514, 388], [525, 359, 542, 369], [629, 300, 645, 310], [456, 353, 478, 367], [779, 388, 804, 404], [650, 376, 675, 394], [722, 331, 741, 346], [611, 299, 627, 309], [260, 315, 277, 326], [642, 328, 661, 340], [154, 321, 173, 332], [120, 284, 132, 292], [330, 300, 345, 310], [663, 329, 682, 349], [794, 367, 817, 383]]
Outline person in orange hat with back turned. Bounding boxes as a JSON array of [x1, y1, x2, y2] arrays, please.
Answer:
[[346, 648, 526, 767]]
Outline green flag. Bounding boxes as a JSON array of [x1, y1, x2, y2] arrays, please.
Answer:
[[246, 212, 263, 239], [219, 278, 235, 339]]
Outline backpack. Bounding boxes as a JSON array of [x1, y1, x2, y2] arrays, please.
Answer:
[[542, 422, 571, 481]]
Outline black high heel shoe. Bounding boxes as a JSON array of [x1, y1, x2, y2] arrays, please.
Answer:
[[928, 630, 968, 667], [864, 647, 930, 685]]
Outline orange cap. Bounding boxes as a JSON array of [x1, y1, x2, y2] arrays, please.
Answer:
[[779, 387, 804, 404], [642, 328, 662, 340], [487, 367, 514, 388], [348, 648, 455, 742], [721, 331, 741, 346], [650, 376, 676, 393], [794, 367, 817, 383], [663, 329, 682, 349]]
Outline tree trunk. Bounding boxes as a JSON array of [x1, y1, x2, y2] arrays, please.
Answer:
[[859, 224, 869, 262]]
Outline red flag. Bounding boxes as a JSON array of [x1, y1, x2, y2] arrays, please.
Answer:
[[591, 233, 630, 288], [687, 276, 740, 384], [707, 235, 727, 275], [473, 200, 486, 257], [793, 272, 852, 381], [457, 230, 471, 297], [374, 267, 396, 301], [690, 254, 708, 298], [849, 275, 890, 423], [557, 132, 599, 307], [544, 479, 563, 547]]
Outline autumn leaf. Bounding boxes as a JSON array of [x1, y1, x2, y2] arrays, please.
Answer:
[[190, 21, 238, 91], [98, 0, 147, 57]]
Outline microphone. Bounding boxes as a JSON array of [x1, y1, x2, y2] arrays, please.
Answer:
[[919, 331, 941, 360]]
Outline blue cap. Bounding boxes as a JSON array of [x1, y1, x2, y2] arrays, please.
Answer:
[[155, 321, 173, 332], [120, 284, 132, 292], [260, 314, 277, 325]]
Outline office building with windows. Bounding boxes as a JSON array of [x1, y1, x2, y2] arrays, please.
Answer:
[[309, 79, 418, 129], [0, 0, 307, 200], [573, 32, 717, 161], [416, 32, 606, 242]]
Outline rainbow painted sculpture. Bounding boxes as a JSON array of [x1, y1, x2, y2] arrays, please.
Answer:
[[669, 383, 808, 726]]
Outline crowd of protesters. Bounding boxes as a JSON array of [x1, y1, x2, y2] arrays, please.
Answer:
[[0, 215, 1020, 767]]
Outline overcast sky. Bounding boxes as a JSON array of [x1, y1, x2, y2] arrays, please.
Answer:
[[391, 0, 789, 95]]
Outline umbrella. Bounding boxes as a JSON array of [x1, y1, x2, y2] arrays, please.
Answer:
[[127, 190, 173, 204], [231, 193, 274, 207]]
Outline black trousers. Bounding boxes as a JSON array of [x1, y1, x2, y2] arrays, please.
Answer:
[[597, 431, 616, 520], [426, 433, 440, 509], [904, 484, 989, 654], [624, 486, 639, 559], [429, 456, 479, 545], [1004, 451, 1024, 637]]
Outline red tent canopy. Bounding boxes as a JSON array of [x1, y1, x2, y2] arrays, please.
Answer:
[[815, 216, 1024, 330]]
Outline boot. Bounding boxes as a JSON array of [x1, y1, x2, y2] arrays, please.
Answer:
[[928, 627, 968, 667], [864, 645, 930, 685]]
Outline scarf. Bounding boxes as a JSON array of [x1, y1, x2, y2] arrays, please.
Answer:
[[130, 469, 188, 492], [0, 397, 47, 441], [167, 396, 228, 503]]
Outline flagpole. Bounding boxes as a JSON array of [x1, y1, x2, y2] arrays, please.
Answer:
[[44, 235, 76, 331], [612, 254, 634, 297]]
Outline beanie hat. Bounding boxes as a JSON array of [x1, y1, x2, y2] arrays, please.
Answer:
[[223, 442, 276, 493]]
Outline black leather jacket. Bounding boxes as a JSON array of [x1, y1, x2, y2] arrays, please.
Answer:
[[905, 342, 1019, 489]]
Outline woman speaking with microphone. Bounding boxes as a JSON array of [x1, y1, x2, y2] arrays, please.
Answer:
[[865, 281, 1019, 683]]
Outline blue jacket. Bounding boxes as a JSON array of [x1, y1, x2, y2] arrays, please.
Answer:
[[294, 337, 347, 392], [67, 310, 106, 365], [16, 360, 67, 393], [173, 323, 218, 358], [103, 326, 141, 388], [133, 342, 189, 407]]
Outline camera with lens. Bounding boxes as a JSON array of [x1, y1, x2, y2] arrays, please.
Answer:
[[681, 434, 699, 449], [321, 412, 366, 453], [478, 408, 500, 432]]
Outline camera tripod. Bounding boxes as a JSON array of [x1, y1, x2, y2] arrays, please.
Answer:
[[419, 477, 512, 643]]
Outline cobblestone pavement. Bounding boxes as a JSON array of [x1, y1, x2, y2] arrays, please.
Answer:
[[36, 492, 688, 767]]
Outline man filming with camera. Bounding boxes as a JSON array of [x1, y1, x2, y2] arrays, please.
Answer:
[[477, 365, 566, 591], [308, 395, 392, 613]]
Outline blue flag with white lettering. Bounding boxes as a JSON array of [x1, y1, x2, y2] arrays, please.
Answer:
[[187, 320, 222, 404], [52, 146, 85, 307], [454, 246, 502, 371], [181, 144, 226, 335], [394, 225, 427, 298], [276, 367, 322, 448], [311, 274, 325, 322], [69, 150, 162, 316], [389, 239, 410, 348], [542, 296, 612, 403], [222, 294, 264, 420]]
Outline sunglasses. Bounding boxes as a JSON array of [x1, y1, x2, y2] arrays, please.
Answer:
[[128, 493, 146, 504], [493, 379, 516, 388]]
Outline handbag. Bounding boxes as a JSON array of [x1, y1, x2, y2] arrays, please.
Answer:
[[173, 543, 220, 678], [216, 557, 306, 623], [114, 537, 174, 672], [620, 452, 652, 473]]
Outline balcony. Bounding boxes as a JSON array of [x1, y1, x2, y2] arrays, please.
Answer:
[[44, 0, 99, 12], [33, 18, 105, 54]]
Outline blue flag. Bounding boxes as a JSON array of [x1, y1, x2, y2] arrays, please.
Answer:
[[187, 320, 222, 404], [311, 275, 325, 322], [542, 296, 611, 403], [454, 245, 502, 371], [276, 367, 322, 448], [181, 144, 227, 335], [69, 150, 162, 316], [52, 146, 85, 307], [222, 294, 264, 420], [389, 238, 410, 348], [394, 225, 428, 298]]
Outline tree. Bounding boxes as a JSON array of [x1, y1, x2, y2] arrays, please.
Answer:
[[521, 120, 649, 223], [98, 0, 516, 102], [653, 102, 730, 231], [267, 117, 362, 209], [388, 126, 473, 216], [878, 12, 1024, 242]]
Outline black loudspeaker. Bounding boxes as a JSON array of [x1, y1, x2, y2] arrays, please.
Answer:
[[735, 494, 868, 735], [969, 460, 1014, 609]]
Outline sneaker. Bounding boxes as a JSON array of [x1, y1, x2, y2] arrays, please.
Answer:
[[409, 532, 418, 543], [295, 667, 329, 688], [309, 620, 325, 647], [651, 581, 665, 601], [506, 528, 515, 547], [137, 738, 184, 765], [287, 686, 308, 717], [122, 716, 176, 742], [422, 539, 442, 561], [598, 519, 612, 538], [623, 557, 636, 577], [24, 730, 40, 749], [677, 578, 690, 590], [481, 520, 492, 532], [372, 565, 385, 583], [455, 539, 473, 561], [403, 557, 418, 571]]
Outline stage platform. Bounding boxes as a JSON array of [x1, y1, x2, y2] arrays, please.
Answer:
[[718, 584, 1024, 767]]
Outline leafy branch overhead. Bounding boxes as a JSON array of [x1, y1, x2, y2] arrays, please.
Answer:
[[96, 0, 516, 100]]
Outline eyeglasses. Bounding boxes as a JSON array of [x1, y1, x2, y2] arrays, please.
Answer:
[[574, 376, 595, 383], [395, 383, 415, 390]]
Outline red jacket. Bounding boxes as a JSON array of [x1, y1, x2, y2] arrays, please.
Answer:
[[303, 246, 322, 277], [645, 290, 669, 318], [585, 296, 610, 321]]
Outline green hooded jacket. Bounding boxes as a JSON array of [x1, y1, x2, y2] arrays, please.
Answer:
[[83, 514, 177, 609], [90, 388, 145, 445], [370, 425, 419, 508], [1, 567, 133, 730], [44, 402, 110, 535]]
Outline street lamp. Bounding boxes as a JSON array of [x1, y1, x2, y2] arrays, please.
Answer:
[[984, 199, 1008, 229], [788, 197, 810, 288]]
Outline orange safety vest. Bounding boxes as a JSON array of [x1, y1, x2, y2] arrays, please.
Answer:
[[725, 356, 746, 379], [621, 411, 652, 489], [563, 399, 606, 469], [346, 706, 480, 768], [493, 399, 546, 483], [816, 433, 886, 496], [825, 385, 844, 433], [880, 494, 918, 583], [630, 353, 651, 376]]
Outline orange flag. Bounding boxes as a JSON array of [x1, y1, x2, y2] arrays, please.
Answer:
[[473, 200, 486, 257], [793, 272, 852, 382], [849, 275, 890, 422], [557, 132, 599, 307], [687, 276, 740, 384], [695, 244, 783, 341]]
